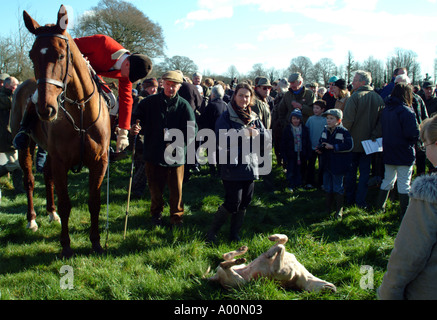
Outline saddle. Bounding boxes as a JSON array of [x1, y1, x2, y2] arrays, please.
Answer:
[[89, 66, 118, 116]]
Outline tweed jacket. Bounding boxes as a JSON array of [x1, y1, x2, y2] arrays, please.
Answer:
[[378, 173, 437, 300], [342, 85, 385, 153]]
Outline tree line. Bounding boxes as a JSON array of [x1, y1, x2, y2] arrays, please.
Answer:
[[0, 0, 433, 89]]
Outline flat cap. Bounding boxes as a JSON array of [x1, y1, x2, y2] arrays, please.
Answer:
[[162, 70, 184, 84]]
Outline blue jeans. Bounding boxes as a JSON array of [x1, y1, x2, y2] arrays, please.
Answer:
[[345, 152, 371, 207], [323, 169, 344, 194]]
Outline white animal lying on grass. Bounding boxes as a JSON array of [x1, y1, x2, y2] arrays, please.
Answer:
[[209, 234, 337, 293]]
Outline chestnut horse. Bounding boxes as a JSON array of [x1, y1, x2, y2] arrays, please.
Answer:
[[10, 5, 110, 258]]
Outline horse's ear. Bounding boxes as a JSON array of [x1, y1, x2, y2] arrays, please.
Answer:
[[56, 5, 69, 32], [23, 10, 40, 35]]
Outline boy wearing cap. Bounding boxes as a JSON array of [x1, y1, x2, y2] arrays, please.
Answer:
[[281, 108, 312, 192], [317, 108, 353, 219]]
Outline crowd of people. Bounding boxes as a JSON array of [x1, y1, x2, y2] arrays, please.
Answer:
[[126, 67, 437, 300], [126, 68, 436, 225], [1, 32, 437, 299]]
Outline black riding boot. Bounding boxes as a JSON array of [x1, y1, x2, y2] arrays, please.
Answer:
[[398, 193, 409, 220], [325, 192, 334, 214], [11, 169, 25, 195], [375, 189, 390, 213], [206, 205, 230, 243], [0, 165, 8, 178], [230, 209, 246, 242], [13, 102, 36, 150]]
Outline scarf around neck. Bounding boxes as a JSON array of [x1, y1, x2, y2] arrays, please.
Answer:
[[289, 86, 304, 96], [231, 101, 253, 125]]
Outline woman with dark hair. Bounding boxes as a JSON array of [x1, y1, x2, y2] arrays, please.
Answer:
[[331, 79, 350, 111], [375, 83, 420, 218], [206, 83, 270, 243]]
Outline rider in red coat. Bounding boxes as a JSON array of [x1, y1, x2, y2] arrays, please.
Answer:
[[14, 34, 152, 155]]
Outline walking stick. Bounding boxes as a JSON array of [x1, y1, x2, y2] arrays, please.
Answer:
[[123, 120, 140, 240]]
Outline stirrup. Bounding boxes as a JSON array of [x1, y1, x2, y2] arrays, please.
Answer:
[[13, 130, 30, 150]]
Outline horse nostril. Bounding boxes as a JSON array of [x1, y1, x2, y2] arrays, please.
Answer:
[[48, 105, 57, 119], [37, 104, 58, 121]]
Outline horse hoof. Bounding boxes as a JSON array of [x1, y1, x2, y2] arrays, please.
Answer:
[[61, 248, 74, 259], [49, 212, 61, 224], [92, 244, 104, 255], [27, 220, 38, 232]]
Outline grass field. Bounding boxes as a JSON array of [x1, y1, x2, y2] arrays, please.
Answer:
[[0, 151, 404, 302]]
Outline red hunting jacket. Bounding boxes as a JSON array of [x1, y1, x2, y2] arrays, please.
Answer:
[[74, 34, 133, 130]]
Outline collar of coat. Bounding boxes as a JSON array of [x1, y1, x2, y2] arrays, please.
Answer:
[[409, 173, 437, 203]]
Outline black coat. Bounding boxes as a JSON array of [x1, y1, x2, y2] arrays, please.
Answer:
[[199, 98, 228, 130], [281, 124, 312, 164]]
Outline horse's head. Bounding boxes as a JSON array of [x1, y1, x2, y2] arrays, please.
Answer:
[[24, 5, 71, 121]]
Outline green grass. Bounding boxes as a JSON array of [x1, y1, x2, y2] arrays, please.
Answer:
[[0, 151, 405, 301]]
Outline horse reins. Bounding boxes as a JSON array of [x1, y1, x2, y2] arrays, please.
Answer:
[[35, 33, 102, 174]]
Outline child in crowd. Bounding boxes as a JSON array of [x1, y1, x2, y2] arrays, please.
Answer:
[[281, 109, 312, 193], [305, 100, 327, 188], [316, 108, 353, 219]]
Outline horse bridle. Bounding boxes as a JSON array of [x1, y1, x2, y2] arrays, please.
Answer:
[[34, 32, 101, 173], [35, 33, 71, 90]]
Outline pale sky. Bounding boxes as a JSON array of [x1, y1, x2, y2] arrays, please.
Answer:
[[3, 0, 437, 78]]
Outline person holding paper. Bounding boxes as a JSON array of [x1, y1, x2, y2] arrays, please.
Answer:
[[375, 83, 419, 218], [343, 70, 385, 208]]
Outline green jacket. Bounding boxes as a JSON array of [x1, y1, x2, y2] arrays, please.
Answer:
[[342, 85, 385, 153], [0, 86, 14, 152], [275, 87, 316, 129], [133, 91, 197, 167], [252, 97, 271, 129]]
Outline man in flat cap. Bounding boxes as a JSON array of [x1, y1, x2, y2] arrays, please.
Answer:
[[130, 71, 197, 228], [13, 34, 152, 158]]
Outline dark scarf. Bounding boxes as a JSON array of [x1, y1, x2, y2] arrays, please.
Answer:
[[231, 101, 252, 125], [289, 86, 304, 96]]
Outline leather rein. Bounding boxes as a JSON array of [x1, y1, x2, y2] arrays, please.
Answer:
[[35, 33, 102, 173]]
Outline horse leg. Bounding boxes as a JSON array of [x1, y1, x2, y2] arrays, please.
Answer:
[[42, 155, 60, 223], [51, 164, 73, 258], [88, 157, 108, 254], [18, 142, 37, 231]]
